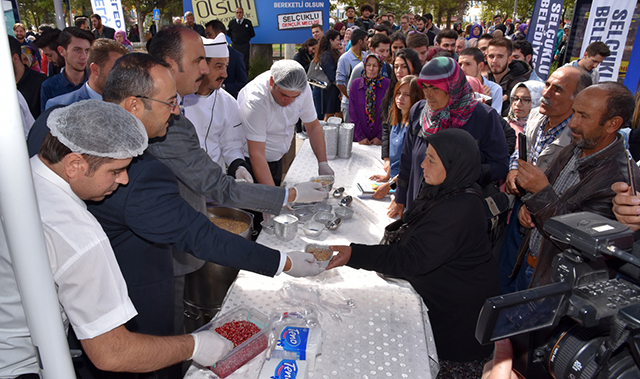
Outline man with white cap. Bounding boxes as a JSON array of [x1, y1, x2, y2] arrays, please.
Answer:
[[0, 100, 233, 377], [183, 34, 252, 182], [239, 59, 334, 186]]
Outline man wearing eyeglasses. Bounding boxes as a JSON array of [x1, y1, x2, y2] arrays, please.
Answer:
[[499, 66, 592, 293]]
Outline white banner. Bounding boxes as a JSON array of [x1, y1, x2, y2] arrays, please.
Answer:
[[580, 0, 636, 81], [277, 10, 323, 30], [91, 0, 126, 32]]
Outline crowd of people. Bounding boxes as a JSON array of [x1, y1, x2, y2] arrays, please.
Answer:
[[4, 4, 640, 379]]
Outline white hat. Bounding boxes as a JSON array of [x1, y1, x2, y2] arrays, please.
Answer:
[[202, 34, 229, 58]]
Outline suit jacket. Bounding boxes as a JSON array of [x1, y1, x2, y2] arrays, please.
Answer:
[[44, 83, 93, 110], [227, 18, 255, 45], [86, 151, 281, 336], [224, 46, 248, 98]]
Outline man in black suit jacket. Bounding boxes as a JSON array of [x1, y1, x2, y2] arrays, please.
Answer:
[[205, 19, 248, 98], [227, 7, 255, 69]]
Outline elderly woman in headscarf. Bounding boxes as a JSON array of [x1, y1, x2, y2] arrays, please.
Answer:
[[349, 54, 390, 145], [388, 57, 509, 217], [505, 80, 545, 149], [328, 128, 500, 377]]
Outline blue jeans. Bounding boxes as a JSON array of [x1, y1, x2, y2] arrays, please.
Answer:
[[312, 86, 324, 120], [515, 260, 534, 292]]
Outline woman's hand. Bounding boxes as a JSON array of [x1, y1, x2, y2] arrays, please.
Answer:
[[369, 173, 391, 182], [372, 182, 391, 199], [387, 200, 404, 218], [371, 137, 382, 146], [327, 245, 352, 269], [359, 138, 372, 145], [518, 204, 535, 228]]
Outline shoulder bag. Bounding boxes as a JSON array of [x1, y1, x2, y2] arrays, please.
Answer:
[[307, 61, 331, 90]]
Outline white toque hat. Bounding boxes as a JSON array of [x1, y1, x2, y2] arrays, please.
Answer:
[[202, 34, 229, 58]]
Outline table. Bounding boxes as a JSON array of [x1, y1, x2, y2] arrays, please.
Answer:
[[185, 142, 439, 379]]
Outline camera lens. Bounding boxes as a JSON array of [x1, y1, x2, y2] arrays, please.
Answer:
[[545, 321, 640, 378]]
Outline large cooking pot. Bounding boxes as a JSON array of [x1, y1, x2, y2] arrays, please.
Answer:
[[183, 206, 253, 332]]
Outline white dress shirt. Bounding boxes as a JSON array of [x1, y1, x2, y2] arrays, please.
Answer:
[[0, 156, 137, 376]]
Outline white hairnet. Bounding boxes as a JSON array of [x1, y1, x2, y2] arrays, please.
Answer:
[[270, 59, 308, 92], [47, 100, 148, 159]]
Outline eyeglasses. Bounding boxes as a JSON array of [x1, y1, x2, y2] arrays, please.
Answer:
[[135, 95, 179, 110], [510, 96, 532, 104]]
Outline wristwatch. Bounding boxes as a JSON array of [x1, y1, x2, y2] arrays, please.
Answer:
[[387, 177, 397, 190]]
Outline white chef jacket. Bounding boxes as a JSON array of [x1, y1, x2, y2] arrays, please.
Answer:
[[183, 88, 246, 169], [238, 71, 317, 162], [0, 157, 137, 376]]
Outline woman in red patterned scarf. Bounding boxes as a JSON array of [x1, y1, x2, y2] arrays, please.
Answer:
[[348, 54, 391, 145], [388, 56, 509, 218]]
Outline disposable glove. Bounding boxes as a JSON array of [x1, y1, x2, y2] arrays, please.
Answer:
[[285, 251, 325, 277], [191, 329, 234, 366], [318, 161, 334, 176], [235, 166, 254, 183], [292, 182, 327, 203]]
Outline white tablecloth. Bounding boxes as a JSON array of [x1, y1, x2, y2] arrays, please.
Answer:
[[186, 142, 439, 379]]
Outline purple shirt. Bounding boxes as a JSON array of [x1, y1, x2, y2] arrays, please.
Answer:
[[348, 77, 390, 142]]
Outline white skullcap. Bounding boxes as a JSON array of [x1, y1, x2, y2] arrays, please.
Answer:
[[47, 100, 148, 159], [202, 34, 229, 58], [271, 59, 308, 92]]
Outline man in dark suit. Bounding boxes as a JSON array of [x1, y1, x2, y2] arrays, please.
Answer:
[[227, 7, 255, 69], [205, 19, 247, 98], [90, 14, 116, 39], [10, 36, 47, 119], [184, 11, 205, 37]]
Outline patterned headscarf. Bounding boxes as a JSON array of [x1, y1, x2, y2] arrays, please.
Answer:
[[362, 54, 384, 124], [416, 57, 478, 138]]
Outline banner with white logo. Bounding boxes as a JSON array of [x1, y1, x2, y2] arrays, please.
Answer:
[[91, 0, 126, 31], [580, 0, 636, 82], [527, 0, 564, 81]]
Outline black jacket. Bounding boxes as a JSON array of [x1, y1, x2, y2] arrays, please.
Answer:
[[17, 64, 47, 118], [293, 47, 313, 73], [349, 190, 499, 361], [227, 18, 255, 45]]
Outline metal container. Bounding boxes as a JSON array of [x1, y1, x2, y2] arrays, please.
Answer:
[[338, 123, 355, 158], [323, 124, 339, 160], [273, 214, 299, 242], [183, 207, 253, 332], [326, 116, 342, 127]]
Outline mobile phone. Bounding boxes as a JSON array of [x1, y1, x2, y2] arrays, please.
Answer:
[[627, 157, 637, 195], [518, 133, 527, 162]]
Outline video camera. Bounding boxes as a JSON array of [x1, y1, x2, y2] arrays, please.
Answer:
[[476, 212, 640, 378]]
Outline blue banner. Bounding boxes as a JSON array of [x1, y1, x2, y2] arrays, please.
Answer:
[[527, 0, 564, 81], [184, 0, 330, 44]]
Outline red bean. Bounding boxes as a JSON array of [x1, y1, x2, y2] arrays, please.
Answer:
[[211, 320, 268, 378]]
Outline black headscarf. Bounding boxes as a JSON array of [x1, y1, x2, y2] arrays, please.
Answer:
[[402, 129, 481, 222]]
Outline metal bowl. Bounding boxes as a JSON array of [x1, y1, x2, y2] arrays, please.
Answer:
[[305, 244, 333, 269], [206, 206, 254, 240], [302, 221, 325, 238], [310, 175, 335, 192], [260, 220, 274, 235], [313, 203, 333, 213], [314, 211, 334, 225], [273, 214, 299, 242], [294, 206, 315, 222], [334, 206, 354, 220]]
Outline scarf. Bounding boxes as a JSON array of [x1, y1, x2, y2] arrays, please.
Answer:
[[417, 57, 478, 138], [362, 54, 384, 124], [402, 129, 481, 221], [115, 30, 132, 47]]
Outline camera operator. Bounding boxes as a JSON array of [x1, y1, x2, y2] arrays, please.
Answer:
[[513, 82, 638, 289]]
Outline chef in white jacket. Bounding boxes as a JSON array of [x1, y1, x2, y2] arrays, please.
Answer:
[[183, 34, 254, 182]]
